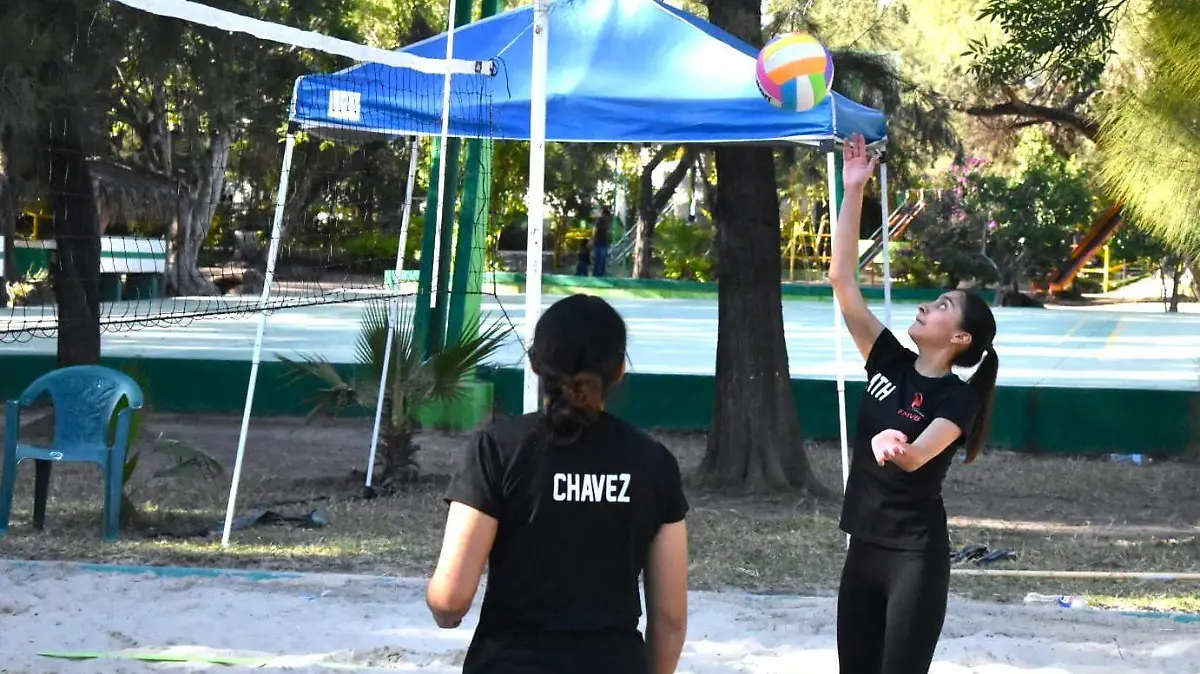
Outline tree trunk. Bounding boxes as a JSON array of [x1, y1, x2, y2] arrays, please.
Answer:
[[1187, 256, 1200, 301], [0, 125, 15, 307], [631, 213, 655, 278], [695, 0, 826, 496], [0, 173, 16, 308], [698, 144, 827, 495], [167, 131, 231, 296], [1167, 256, 1184, 313], [45, 107, 101, 367], [633, 146, 700, 278]]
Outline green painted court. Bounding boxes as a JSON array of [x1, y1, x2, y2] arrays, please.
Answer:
[[1, 293, 1197, 390], [0, 292, 1196, 455]]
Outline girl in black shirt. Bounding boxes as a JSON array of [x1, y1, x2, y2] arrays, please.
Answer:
[[427, 294, 690, 674], [830, 135, 1000, 674]]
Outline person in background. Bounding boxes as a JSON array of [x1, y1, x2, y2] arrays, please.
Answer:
[[426, 294, 690, 674], [575, 239, 591, 276], [592, 206, 612, 276]]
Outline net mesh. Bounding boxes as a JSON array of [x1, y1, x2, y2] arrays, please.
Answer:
[[0, 0, 516, 363]]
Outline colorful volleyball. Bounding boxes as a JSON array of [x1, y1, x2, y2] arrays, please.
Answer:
[[755, 32, 834, 112]]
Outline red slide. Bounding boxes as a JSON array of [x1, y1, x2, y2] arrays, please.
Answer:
[[857, 199, 928, 272], [1045, 203, 1125, 293]]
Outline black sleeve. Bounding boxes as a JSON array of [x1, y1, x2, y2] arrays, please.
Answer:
[[444, 429, 504, 519], [935, 387, 981, 440], [658, 446, 689, 525], [864, 328, 915, 374]]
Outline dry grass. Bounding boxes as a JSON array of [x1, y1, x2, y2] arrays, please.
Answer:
[[1, 413, 1198, 614]]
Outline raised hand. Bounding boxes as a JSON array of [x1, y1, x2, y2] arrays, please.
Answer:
[[871, 428, 908, 466], [842, 133, 879, 191]]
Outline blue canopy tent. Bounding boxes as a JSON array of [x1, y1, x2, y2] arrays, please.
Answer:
[[251, 0, 896, 508], [289, 0, 888, 145]]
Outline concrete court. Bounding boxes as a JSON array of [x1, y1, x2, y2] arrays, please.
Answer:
[[0, 294, 1196, 391]]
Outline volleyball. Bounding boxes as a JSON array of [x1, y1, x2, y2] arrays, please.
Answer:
[[755, 32, 834, 112]]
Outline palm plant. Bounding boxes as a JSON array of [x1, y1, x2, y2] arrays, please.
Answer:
[[279, 298, 511, 489]]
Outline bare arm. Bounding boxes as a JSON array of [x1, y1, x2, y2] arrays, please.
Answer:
[[427, 501, 498, 628], [828, 135, 884, 361], [887, 418, 965, 473], [644, 521, 688, 674]]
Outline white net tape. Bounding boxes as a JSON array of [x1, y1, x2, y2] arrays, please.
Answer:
[[110, 0, 496, 76]]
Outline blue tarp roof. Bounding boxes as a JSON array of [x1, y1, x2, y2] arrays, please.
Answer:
[[290, 0, 888, 145]]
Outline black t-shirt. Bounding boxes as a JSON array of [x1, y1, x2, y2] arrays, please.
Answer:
[[444, 411, 689, 674], [839, 329, 980, 551], [594, 217, 610, 246]]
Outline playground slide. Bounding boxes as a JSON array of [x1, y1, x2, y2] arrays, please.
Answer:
[[857, 199, 928, 272], [1046, 204, 1125, 292]]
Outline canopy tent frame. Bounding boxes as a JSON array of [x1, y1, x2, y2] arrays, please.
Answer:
[[222, 0, 896, 547], [220, 0, 473, 545]]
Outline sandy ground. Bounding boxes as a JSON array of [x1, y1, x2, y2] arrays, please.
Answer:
[[1, 561, 1197, 674]]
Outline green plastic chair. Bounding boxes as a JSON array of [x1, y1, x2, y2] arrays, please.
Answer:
[[0, 365, 143, 541]]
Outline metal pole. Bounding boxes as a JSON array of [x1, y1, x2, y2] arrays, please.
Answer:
[[222, 132, 296, 548], [880, 156, 892, 327], [523, 0, 550, 413], [827, 149, 851, 550], [363, 138, 420, 498], [429, 0, 461, 312]]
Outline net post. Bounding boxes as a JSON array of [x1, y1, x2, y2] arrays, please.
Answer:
[[879, 151, 891, 327], [222, 128, 297, 548], [426, 0, 463, 351], [824, 141, 851, 551], [446, 138, 490, 345], [364, 137, 421, 499], [523, 0, 550, 414], [445, 0, 504, 346]]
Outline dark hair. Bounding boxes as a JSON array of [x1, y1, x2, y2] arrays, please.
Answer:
[[527, 294, 627, 444], [951, 291, 999, 464]]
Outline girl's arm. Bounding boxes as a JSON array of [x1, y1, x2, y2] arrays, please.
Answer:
[[828, 134, 885, 361], [881, 419, 965, 473], [644, 521, 688, 674], [426, 502, 498, 628]]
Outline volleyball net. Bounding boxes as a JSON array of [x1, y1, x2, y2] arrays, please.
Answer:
[[0, 0, 506, 343]]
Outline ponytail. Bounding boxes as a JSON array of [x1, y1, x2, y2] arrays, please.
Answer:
[[540, 370, 605, 445], [526, 294, 628, 445], [963, 348, 999, 464]]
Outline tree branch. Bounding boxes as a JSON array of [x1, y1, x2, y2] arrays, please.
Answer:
[[964, 99, 1100, 141], [649, 147, 699, 216]]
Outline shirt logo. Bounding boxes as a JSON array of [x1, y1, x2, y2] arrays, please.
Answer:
[[866, 373, 896, 401], [553, 473, 632, 504], [897, 391, 926, 422]]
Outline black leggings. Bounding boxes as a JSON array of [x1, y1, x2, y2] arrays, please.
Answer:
[[836, 537, 950, 674]]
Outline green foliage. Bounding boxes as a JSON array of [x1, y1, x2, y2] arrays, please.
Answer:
[[546, 143, 616, 222], [909, 130, 1096, 288], [1097, 0, 1200, 255], [490, 140, 615, 228], [278, 299, 511, 486], [966, 0, 1127, 91], [490, 140, 530, 226], [108, 363, 224, 525], [764, 0, 964, 189], [1108, 223, 1173, 265], [342, 215, 424, 269], [889, 243, 943, 288], [654, 217, 714, 282]]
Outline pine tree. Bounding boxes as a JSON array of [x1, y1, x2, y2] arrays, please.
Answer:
[[1097, 0, 1200, 254]]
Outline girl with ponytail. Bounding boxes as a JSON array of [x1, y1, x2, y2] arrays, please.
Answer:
[[830, 134, 1000, 674], [428, 294, 690, 674]]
